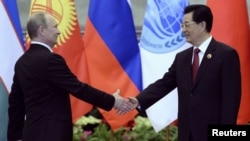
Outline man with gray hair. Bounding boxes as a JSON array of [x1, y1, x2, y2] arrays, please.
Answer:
[[8, 12, 131, 141]]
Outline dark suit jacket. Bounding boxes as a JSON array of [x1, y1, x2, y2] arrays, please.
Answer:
[[8, 44, 115, 141], [136, 38, 241, 141]]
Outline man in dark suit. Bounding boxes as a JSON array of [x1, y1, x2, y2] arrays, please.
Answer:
[[7, 12, 131, 141], [128, 4, 241, 141]]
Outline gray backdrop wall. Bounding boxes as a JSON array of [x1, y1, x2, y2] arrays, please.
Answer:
[[17, 0, 250, 31]]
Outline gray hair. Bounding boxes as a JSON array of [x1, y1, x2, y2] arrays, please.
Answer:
[[26, 12, 49, 39]]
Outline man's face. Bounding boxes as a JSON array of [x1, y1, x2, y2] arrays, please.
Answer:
[[43, 15, 60, 47], [181, 13, 202, 46]]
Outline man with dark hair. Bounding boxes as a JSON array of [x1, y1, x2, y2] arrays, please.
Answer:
[[129, 4, 241, 141]]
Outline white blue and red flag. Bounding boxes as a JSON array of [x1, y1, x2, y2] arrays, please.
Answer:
[[83, 0, 142, 130]]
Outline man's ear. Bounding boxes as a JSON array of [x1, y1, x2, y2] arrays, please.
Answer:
[[38, 25, 46, 36], [200, 21, 206, 31]]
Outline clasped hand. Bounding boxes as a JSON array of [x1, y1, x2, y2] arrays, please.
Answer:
[[112, 89, 139, 115]]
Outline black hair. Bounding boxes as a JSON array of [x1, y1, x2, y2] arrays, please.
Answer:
[[184, 4, 213, 32]]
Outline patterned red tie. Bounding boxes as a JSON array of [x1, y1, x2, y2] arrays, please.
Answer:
[[192, 48, 200, 83]]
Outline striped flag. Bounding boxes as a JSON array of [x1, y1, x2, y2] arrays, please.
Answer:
[[27, 0, 92, 123], [139, 0, 190, 132], [207, 0, 250, 124], [0, 0, 24, 140], [0, 0, 24, 93], [83, 0, 142, 130]]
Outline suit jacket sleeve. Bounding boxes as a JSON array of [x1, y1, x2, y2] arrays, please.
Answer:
[[47, 54, 115, 111], [220, 48, 241, 124], [8, 74, 25, 140], [136, 58, 178, 111]]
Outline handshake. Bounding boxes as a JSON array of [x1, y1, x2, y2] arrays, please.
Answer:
[[112, 89, 139, 115]]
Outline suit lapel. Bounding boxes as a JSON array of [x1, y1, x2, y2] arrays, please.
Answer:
[[194, 39, 216, 86], [181, 47, 194, 89]]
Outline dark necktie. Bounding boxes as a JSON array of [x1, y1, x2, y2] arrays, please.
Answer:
[[192, 48, 200, 83]]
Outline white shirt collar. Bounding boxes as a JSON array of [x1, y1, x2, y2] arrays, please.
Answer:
[[194, 35, 212, 53], [192, 36, 212, 64], [31, 41, 53, 52]]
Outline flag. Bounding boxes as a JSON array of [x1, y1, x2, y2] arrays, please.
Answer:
[[83, 0, 142, 130], [27, 0, 92, 123], [0, 0, 24, 92], [0, 0, 24, 140], [207, 0, 250, 124], [139, 0, 190, 132]]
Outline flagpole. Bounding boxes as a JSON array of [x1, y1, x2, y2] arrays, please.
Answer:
[[110, 130, 114, 141], [166, 126, 169, 141]]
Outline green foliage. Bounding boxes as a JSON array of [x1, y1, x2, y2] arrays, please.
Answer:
[[73, 115, 102, 141], [73, 115, 178, 141], [86, 124, 112, 141]]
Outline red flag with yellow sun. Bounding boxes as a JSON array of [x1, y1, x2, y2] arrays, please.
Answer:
[[26, 0, 92, 123]]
